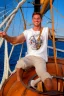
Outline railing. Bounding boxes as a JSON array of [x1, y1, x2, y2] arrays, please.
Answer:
[[48, 46, 64, 58]]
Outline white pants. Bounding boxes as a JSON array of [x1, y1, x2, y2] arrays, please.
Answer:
[[16, 55, 52, 82]]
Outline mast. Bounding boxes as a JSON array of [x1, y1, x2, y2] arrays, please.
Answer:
[[34, 0, 40, 12]]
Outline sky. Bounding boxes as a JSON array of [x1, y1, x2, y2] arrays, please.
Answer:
[[0, 0, 64, 36]]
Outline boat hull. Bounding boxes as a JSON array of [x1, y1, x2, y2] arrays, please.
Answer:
[[0, 57, 64, 96]]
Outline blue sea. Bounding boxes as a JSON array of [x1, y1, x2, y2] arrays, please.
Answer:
[[0, 40, 64, 82]]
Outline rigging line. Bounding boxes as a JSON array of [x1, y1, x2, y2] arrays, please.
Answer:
[[4, 6, 15, 12], [0, 5, 14, 14], [50, 0, 59, 75], [11, 17, 15, 36], [26, 0, 28, 22], [0, 10, 5, 14], [16, 0, 26, 29], [8, 45, 16, 73], [6, 5, 16, 11], [4, 14, 15, 32], [3, 0, 7, 30], [0, 10, 12, 17], [19, 7, 26, 30], [6, 5, 15, 10], [3, 1, 16, 14], [44, 14, 51, 21], [0, 9, 13, 19], [0, 0, 26, 29], [0, 9, 12, 19], [18, 11, 22, 35], [5, 0, 16, 7], [55, 0, 58, 34], [50, 3, 63, 92], [15, 1, 23, 34], [19, 44, 23, 59], [25, 0, 29, 26], [53, 5, 64, 18], [20, 6, 33, 8]]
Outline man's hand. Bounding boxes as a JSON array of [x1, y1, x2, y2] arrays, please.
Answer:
[[0, 32, 6, 38]]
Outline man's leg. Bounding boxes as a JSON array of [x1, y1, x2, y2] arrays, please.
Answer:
[[16, 68, 23, 81], [44, 78, 53, 91], [30, 78, 41, 88], [34, 57, 53, 91], [29, 78, 53, 91], [16, 56, 33, 82]]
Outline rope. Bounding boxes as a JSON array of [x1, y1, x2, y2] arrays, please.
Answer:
[[0, 42, 24, 89], [53, 5, 64, 18], [0, 0, 26, 28], [19, 7, 26, 30], [0, 0, 26, 89], [0, 38, 4, 48], [55, 0, 58, 32], [0, 40, 9, 89], [0, 13, 15, 47], [19, 44, 23, 59], [0, 0, 26, 48], [18, 11, 21, 35], [0, 6, 14, 15], [50, 0, 61, 92], [6, 0, 16, 7], [50, 0, 59, 75], [44, 14, 52, 21], [0, 10, 5, 14], [11, 17, 15, 35], [0, 10, 12, 19], [8, 45, 16, 73]]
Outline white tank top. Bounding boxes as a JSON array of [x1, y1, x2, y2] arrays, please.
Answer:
[[23, 27, 48, 62]]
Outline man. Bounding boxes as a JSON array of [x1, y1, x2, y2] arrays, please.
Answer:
[[0, 12, 53, 91]]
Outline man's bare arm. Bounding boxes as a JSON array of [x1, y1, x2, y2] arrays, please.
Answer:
[[0, 32, 26, 45], [48, 28, 55, 39], [48, 28, 53, 40], [48, 28, 58, 41]]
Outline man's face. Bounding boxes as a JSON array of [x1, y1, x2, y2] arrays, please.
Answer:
[[32, 14, 42, 27]]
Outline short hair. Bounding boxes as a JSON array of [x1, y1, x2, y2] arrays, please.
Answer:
[[32, 12, 42, 19]]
